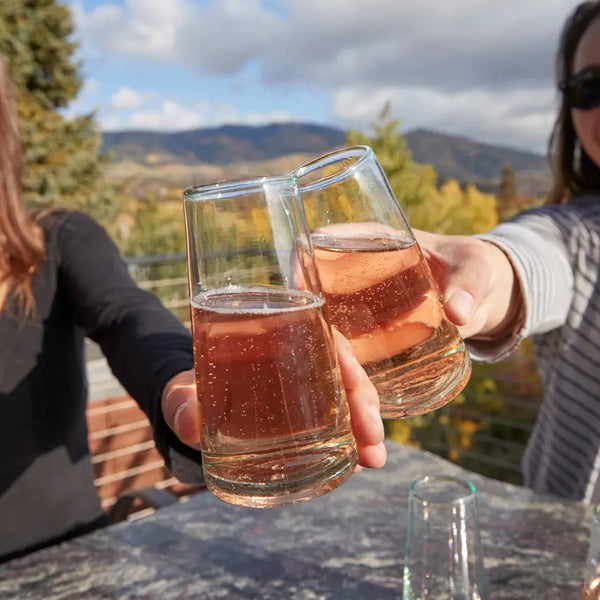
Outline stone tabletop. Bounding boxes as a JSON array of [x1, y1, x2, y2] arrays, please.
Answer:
[[0, 442, 592, 599]]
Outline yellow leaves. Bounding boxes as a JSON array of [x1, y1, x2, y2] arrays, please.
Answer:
[[385, 419, 416, 446], [405, 178, 498, 235], [145, 154, 162, 165], [249, 207, 273, 241], [303, 187, 359, 228], [346, 104, 500, 237], [448, 419, 482, 461]]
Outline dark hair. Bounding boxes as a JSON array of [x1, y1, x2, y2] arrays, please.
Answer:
[[0, 58, 46, 312], [547, 1, 600, 204]]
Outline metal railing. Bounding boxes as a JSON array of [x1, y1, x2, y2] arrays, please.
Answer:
[[126, 253, 542, 487], [126, 253, 190, 326]]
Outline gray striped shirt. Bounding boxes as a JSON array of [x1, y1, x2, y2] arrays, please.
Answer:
[[469, 196, 600, 502]]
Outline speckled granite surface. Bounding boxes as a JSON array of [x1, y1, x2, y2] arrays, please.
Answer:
[[0, 442, 592, 599]]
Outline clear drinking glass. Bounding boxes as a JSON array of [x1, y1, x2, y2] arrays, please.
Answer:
[[295, 146, 471, 418], [583, 505, 600, 599], [403, 476, 488, 600], [183, 175, 357, 508]]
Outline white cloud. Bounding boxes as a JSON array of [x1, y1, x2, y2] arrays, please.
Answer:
[[74, 1, 578, 86], [72, 0, 191, 58], [100, 99, 293, 132], [333, 85, 557, 153], [82, 79, 99, 95], [242, 111, 293, 125], [123, 101, 210, 130], [73, 0, 581, 150], [72, 0, 281, 68], [211, 104, 240, 125], [207, 103, 293, 126], [111, 86, 153, 110], [98, 114, 124, 131]]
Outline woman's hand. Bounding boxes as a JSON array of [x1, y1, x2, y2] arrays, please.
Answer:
[[413, 229, 523, 340], [331, 328, 386, 471], [161, 369, 200, 449], [161, 331, 387, 471]]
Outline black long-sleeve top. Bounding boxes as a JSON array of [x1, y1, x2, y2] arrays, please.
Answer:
[[0, 211, 201, 561]]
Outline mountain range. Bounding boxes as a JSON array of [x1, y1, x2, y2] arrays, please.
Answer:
[[102, 123, 550, 197]]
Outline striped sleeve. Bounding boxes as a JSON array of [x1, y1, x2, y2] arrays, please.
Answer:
[[466, 210, 574, 362]]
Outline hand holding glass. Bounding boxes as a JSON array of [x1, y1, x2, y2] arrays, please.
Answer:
[[183, 175, 357, 507], [295, 146, 471, 418]]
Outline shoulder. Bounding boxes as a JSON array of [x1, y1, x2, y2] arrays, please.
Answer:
[[568, 195, 600, 221], [520, 198, 600, 264], [510, 200, 600, 237], [38, 210, 106, 236], [37, 210, 120, 266], [39, 210, 114, 247]]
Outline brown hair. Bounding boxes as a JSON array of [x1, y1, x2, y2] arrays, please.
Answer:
[[547, 1, 600, 204], [0, 58, 46, 313]]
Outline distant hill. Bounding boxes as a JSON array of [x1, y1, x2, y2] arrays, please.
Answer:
[[102, 123, 346, 165], [101, 123, 550, 196], [405, 129, 549, 194]]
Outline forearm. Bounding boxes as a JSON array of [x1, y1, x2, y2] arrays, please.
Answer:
[[56, 212, 202, 477], [470, 216, 573, 361], [91, 302, 202, 479]]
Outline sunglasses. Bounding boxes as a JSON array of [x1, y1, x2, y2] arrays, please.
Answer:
[[559, 66, 600, 110]]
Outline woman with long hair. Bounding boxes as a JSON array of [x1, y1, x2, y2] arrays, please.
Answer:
[[0, 57, 385, 562], [416, 0, 600, 501], [0, 59, 45, 314]]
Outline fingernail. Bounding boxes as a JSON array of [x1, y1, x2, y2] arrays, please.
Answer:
[[173, 402, 188, 436], [368, 405, 385, 438], [447, 290, 474, 322]]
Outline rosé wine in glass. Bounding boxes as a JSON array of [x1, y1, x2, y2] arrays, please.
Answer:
[[296, 147, 471, 418]]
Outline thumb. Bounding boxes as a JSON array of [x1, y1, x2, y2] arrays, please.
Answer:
[[414, 229, 490, 328], [161, 369, 202, 449], [445, 289, 475, 326]]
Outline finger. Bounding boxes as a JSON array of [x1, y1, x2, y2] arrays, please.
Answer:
[[414, 230, 489, 327], [332, 330, 386, 469], [344, 370, 385, 450], [444, 289, 476, 326], [355, 442, 387, 470], [161, 369, 202, 449], [332, 328, 364, 389], [443, 250, 490, 321]]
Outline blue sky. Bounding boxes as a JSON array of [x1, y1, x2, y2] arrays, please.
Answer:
[[67, 0, 579, 153]]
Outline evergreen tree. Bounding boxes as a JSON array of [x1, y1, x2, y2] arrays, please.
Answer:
[[346, 102, 439, 220], [497, 165, 519, 222], [0, 0, 117, 223], [346, 102, 497, 234]]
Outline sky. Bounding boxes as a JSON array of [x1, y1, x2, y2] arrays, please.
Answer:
[[66, 0, 581, 154]]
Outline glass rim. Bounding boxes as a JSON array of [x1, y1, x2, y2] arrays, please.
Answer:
[[183, 174, 297, 202], [294, 145, 374, 192], [409, 475, 477, 504]]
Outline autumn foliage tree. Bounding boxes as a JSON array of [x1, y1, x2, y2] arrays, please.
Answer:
[[0, 0, 117, 222], [347, 103, 439, 223], [496, 164, 534, 222], [347, 102, 498, 235]]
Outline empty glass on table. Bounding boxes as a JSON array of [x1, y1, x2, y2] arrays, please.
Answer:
[[403, 475, 488, 600]]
